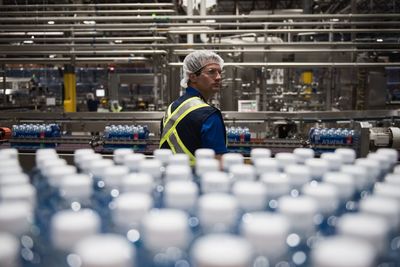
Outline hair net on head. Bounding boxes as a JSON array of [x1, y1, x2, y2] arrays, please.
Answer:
[[180, 50, 224, 88]]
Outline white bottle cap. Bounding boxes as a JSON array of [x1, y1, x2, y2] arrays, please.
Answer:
[[198, 193, 238, 232], [354, 158, 380, 184], [35, 149, 58, 167], [78, 153, 103, 173], [278, 195, 318, 237], [293, 148, 315, 164], [0, 165, 23, 177], [393, 165, 400, 174], [201, 171, 230, 194], [359, 196, 400, 231], [165, 164, 192, 182], [232, 181, 267, 212], [195, 159, 219, 178], [320, 153, 342, 171], [383, 174, 400, 187], [59, 174, 92, 201], [0, 184, 36, 206], [164, 181, 198, 211], [337, 213, 390, 255], [73, 149, 94, 165], [241, 212, 289, 260], [113, 148, 134, 165], [123, 153, 146, 172], [305, 158, 329, 181], [253, 158, 279, 176], [192, 234, 253, 267], [322, 172, 355, 201], [0, 173, 29, 186], [260, 172, 290, 200], [0, 233, 19, 267], [311, 236, 376, 267], [102, 165, 129, 189], [74, 234, 134, 267], [250, 148, 271, 163], [302, 182, 339, 216], [0, 148, 18, 160], [340, 165, 369, 191], [222, 153, 244, 172], [36, 148, 57, 157], [168, 153, 190, 166], [285, 164, 311, 190], [153, 149, 173, 166], [195, 148, 216, 160], [121, 173, 154, 194], [376, 148, 398, 166], [374, 182, 400, 201], [142, 209, 189, 251], [229, 164, 256, 182], [46, 165, 77, 188], [138, 159, 163, 181], [88, 159, 114, 179], [335, 148, 356, 165], [0, 160, 21, 174], [39, 158, 66, 174], [112, 192, 153, 231], [0, 202, 32, 236], [275, 152, 297, 172], [51, 209, 101, 251], [367, 153, 391, 173]]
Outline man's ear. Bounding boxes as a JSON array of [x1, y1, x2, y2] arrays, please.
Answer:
[[188, 73, 197, 84]]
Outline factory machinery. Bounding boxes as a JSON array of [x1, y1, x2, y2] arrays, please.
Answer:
[[1, 109, 399, 169]]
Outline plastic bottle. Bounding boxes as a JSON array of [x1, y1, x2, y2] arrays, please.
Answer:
[[311, 236, 376, 267], [48, 209, 101, 267], [73, 234, 135, 267], [0, 233, 20, 267], [221, 153, 244, 172], [229, 164, 256, 182], [191, 234, 253, 267], [232, 181, 267, 212], [201, 171, 230, 194], [197, 193, 239, 234], [141, 209, 191, 267], [240, 212, 290, 266]]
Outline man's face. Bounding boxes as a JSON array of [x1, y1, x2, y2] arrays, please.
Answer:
[[189, 63, 222, 100]]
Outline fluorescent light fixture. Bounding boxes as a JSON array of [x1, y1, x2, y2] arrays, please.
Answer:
[[27, 32, 63, 36], [49, 55, 56, 58], [83, 20, 96, 25], [114, 40, 123, 43], [376, 38, 383, 42], [48, 21, 55, 24], [23, 40, 34, 44]]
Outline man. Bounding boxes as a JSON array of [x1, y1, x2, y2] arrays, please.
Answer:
[[159, 50, 227, 164]]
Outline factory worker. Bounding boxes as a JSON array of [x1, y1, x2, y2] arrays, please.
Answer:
[[159, 50, 227, 165]]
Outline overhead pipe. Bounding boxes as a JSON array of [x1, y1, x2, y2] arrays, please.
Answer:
[[0, 13, 398, 22], [187, 0, 194, 44], [0, 9, 176, 15], [2, 20, 399, 31], [199, 0, 208, 43], [0, 3, 175, 9], [0, 37, 167, 43], [167, 28, 400, 34], [169, 62, 400, 68]]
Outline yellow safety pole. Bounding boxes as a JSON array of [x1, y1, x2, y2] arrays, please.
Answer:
[[63, 64, 76, 112]]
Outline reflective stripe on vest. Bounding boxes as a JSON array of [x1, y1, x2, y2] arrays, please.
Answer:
[[160, 97, 209, 164]]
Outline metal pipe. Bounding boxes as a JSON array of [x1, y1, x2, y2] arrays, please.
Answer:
[[0, 37, 167, 43], [2, 21, 399, 30], [0, 13, 398, 22], [167, 28, 400, 34], [0, 10, 176, 15], [169, 62, 400, 68], [0, 42, 396, 49], [0, 50, 168, 55], [0, 3, 175, 9]]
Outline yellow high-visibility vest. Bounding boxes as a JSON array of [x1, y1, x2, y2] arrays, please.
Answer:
[[160, 96, 209, 165]]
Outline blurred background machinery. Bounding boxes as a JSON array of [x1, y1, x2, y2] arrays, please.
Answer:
[[0, 0, 399, 158]]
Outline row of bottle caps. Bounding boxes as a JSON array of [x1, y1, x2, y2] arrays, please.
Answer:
[[103, 124, 150, 140], [309, 127, 357, 145], [0, 147, 399, 267], [226, 126, 251, 142], [11, 124, 61, 139]]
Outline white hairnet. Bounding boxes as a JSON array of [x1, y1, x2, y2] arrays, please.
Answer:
[[180, 50, 224, 88]]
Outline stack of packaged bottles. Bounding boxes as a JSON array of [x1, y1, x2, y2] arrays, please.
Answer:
[[0, 146, 399, 267]]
